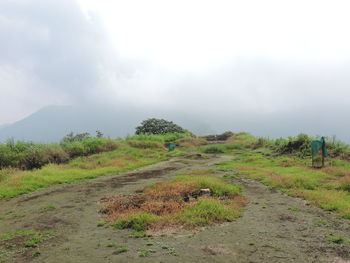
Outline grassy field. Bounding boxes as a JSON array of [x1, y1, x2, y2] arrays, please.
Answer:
[[0, 134, 188, 199], [203, 132, 350, 219]]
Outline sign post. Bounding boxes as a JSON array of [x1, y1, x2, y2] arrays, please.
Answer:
[[311, 137, 328, 168]]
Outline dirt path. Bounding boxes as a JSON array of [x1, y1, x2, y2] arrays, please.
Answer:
[[1, 154, 350, 263]]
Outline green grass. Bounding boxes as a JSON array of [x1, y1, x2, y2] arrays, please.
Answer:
[[0, 139, 182, 199], [115, 247, 128, 254], [288, 207, 300, 212], [211, 133, 350, 219], [329, 237, 344, 244], [216, 152, 350, 218], [313, 219, 328, 227], [114, 213, 159, 231], [105, 242, 116, 247], [126, 133, 188, 144], [0, 230, 55, 262], [24, 236, 44, 248], [39, 205, 56, 213], [177, 198, 241, 226]]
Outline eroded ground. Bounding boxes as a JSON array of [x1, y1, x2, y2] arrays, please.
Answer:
[[1, 154, 350, 263]]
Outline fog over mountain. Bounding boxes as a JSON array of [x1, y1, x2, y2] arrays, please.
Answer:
[[1, 0, 350, 143]]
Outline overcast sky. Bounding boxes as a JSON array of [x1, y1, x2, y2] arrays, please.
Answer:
[[1, 0, 350, 139]]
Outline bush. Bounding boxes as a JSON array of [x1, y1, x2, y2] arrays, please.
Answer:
[[0, 145, 19, 168], [273, 134, 312, 157], [0, 136, 119, 170], [61, 141, 85, 158], [61, 132, 91, 143], [135, 118, 186, 135], [42, 145, 69, 164]]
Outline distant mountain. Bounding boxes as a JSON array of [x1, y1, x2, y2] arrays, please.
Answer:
[[0, 105, 214, 143], [0, 123, 10, 130]]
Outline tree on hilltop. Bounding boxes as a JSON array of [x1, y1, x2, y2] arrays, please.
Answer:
[[135, 118, 185, 135]]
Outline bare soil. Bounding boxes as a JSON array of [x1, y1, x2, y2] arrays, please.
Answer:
[[1, 154, 350, 263]]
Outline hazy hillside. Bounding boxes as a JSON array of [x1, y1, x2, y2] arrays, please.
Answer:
[[0, 105, 214, 142]]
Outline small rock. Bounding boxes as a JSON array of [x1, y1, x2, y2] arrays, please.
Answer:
[[200, 188, 211, 196]]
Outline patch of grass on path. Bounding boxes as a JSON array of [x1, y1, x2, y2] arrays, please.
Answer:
[[0, 139, 184, 199], [100, 175, 246, 232]]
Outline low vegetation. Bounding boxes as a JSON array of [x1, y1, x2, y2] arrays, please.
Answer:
[[0, 132, 118, 170], [100, 175, 246, 232], [204, 132, 350, 218], [0, 230, 55, 262], [0, 134, 186, 199]]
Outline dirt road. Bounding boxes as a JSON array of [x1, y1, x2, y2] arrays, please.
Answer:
[[1, 154, 350, 263]]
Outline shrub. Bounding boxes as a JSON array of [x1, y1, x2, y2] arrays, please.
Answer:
[[61, 132, 91, 143], [42, 145, 69, 164], [0, 145, 19, 168], [61, 141, 85, 158], [19, 146, 47, 170], [273, 134, 312, 157], [135, 118, 186, 135]]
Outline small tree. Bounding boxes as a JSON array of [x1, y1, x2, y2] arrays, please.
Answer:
[[96, 130, 104, 138], [135, 118, 185, 135], [61, 132, 91, 143]]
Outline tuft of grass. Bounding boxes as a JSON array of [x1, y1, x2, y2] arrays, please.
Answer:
[[105, 242, 116, 247], [329, 237, 344, 244], [115, 247, 128, 254], [114, 213, 159, 231], [288, 207, 300, 212], [313, 219, 328, 227], [32, 249, 41, 257], [129, 231, 147, 238], [97, 220, 106, 227], [40, 205, 56, 213], [202, 145, 225, 154], [24, 236, 43, 248], [137, 248, 156, 257], [177, 198, 242, 227]]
